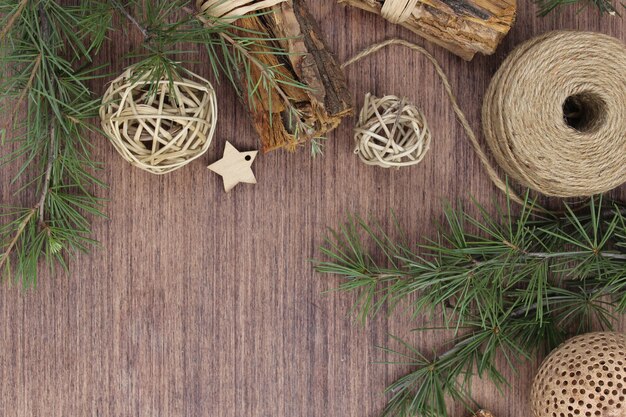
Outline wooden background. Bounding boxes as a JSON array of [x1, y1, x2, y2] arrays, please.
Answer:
[[1, 1, 625, 416]]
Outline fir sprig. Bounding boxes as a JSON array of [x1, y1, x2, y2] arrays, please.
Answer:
[[0, 0, 114, 287], [315, 194, 626, 417]]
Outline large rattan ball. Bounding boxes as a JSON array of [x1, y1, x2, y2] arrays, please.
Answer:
[[100, 67, 217, 174], [531, 332, 626, 417]]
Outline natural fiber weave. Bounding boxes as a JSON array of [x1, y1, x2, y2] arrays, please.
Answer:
[[100, 67, 217, 175], [381, 0, 419, 24], [353, 94, 431, 168], [483, 31, 626, 197], [197, 0, 287, 20]]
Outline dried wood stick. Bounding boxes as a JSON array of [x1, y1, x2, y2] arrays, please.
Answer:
[[338, 0, 517, 60], [233, 0, 353, 152]]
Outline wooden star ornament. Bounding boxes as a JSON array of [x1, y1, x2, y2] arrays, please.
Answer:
[[208, 141, 258, 192]]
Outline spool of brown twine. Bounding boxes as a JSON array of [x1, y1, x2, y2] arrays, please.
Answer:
[[342, 32, 626, 201], [483, 31, 626, 198]]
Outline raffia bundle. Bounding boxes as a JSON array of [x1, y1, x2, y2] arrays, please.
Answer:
[[197, 0, 287, 20], [483, 31, 626, 197], [380, 0, 419, 24]]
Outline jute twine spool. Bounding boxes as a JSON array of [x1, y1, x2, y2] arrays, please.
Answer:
[[100, 67, 217, 175], [352, 93, 431, 168], [531, 332, 626, 417], [197, 0, 287, 20], [483, 31, 626, 198]]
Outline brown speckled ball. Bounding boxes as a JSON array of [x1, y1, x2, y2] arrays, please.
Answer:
[[531, 332, 626, 417]]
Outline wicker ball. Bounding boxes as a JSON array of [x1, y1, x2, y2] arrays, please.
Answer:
[[100, 67, 217, 174], [354, 93, 431, 168], [531, 332, 626, 417]]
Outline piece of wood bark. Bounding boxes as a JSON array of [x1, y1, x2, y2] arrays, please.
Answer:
[[234, 0, 353, 152], [338, 0, 517, 60]]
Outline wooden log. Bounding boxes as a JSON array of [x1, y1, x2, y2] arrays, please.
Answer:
[[338, 0, 517, 60], [234, 0, 353, 152]]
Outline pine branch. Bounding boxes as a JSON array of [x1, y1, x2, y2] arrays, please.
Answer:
[[525, 251, 626, 260], [0, 0, 115, 286], [38, 125, 55, 224], [0, 208, 36, 274], [11, 53, 41, 119], [0, 0, 27, 41], [37, 1, 53, 225], [314, 194, 626, 417]]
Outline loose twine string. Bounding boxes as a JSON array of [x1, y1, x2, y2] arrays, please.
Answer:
[[342, 33, 626, 202]]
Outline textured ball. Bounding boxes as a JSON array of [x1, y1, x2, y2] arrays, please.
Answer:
[[354, 94, 431, 168], [531, 332, 626, 417], [100, 67, 217, 174]]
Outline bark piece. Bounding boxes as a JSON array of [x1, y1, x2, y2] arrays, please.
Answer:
[[339, 0, 517, 60], [235, 0, 353, 152]]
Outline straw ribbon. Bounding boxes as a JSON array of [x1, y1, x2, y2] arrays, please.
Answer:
[[381, 0, 419, 24], [197, 0, 288, 20]]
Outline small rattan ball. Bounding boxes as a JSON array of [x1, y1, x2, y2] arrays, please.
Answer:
[[531, 332, 626, 417], [100, 67, 217, 174], [354, 93, 431, 168]]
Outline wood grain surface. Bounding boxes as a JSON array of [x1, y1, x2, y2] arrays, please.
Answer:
[[1, 2, 625, 417]]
